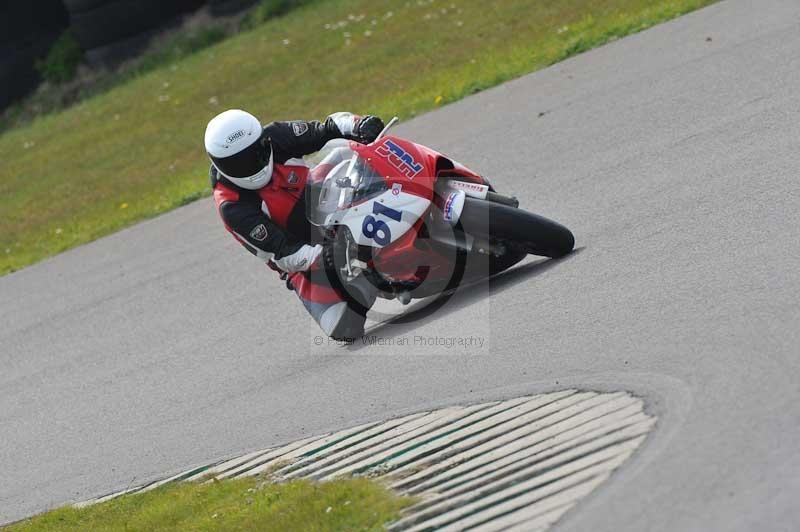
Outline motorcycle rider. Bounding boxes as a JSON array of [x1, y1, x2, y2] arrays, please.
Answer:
[[204, 109, 385, 340]]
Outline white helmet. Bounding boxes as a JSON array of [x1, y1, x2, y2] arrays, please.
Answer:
[[204, 109, 273, 190]]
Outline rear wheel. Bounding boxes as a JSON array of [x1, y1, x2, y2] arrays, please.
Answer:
[[459, 197, 574, 258]]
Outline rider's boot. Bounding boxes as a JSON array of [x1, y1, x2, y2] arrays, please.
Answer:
[[327, 274, 377, 341], [301, 274, 377, 341]]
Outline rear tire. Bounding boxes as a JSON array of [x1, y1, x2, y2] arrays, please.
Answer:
[[459, 197, 574, 258]]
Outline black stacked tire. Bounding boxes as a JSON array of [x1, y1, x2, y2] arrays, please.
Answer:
[[0, 1, 68, 108], [0, 43, 41, 108], [209, 0, 260, 16], [64, 0, 204, 66], [82, 29, 161, 67], [62, 0, 106, 14], [69, 0, 204, 50], [1, 2, 68, 45], [459, 197, 575, 258]]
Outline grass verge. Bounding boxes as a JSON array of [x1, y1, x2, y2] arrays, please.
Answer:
[[4, 476, 412, 531], [0, 0, 717, 276]]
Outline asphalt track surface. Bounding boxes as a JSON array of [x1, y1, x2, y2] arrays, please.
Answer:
[[2, 0, 800, 529]]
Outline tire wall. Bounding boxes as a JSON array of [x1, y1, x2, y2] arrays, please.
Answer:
[[0, 1, 69, 108], [66, 0, 207, 67], [4, 0, 266, 109], [208, 0, 260, 16]]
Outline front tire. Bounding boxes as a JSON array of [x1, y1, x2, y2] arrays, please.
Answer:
[[459, 197, 574, 258]]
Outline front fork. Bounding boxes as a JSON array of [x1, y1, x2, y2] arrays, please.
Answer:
[[441, 179, 519, 208]]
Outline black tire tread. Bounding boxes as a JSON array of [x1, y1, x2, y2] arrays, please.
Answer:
[[459, 197, 574, 258]]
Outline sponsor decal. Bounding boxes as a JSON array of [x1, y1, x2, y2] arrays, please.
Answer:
[[391, 183, 402, 195], [287, 171, 299, 185], [443, 192, 458, 222], [226, 129, 246, 144], [449, 180, 489, 199], [292, 122, 309, 136], [376, 139, 424, 179], [249, 223, 269, 241], [450, 180, 487, 192]]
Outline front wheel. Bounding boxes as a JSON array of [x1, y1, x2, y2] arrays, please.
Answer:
[[458, 197, 574, 258]]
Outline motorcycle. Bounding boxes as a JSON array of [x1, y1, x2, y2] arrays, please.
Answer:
[[305, 117, 574, 311]]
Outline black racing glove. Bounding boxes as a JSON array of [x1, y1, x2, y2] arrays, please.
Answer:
[[354, 115, 385, 144]]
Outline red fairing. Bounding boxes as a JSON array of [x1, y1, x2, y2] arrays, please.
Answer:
[[355, 136, 490, 194], [354, 136, 439, 200], [370, 217, 455, 283], [447, 158, 486, 184], [353, 136, 484, 285]]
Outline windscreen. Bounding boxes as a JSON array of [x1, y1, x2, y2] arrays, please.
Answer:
[[305, 143, 386, 226]]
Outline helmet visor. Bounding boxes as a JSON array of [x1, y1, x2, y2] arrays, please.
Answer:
[[211, 136, 272, 179]]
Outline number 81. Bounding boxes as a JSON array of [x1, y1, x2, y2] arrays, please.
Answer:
[[362, 202, 402, 246]]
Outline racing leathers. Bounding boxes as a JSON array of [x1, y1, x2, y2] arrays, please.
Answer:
[[210, 112, 383, 340]]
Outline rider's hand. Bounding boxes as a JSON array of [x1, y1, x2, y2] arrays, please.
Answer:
[[354, 116, 385, 144]]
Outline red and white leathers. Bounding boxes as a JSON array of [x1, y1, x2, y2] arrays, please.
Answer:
[[210, 112, 380, 339]]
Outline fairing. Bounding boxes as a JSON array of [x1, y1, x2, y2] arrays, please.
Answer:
[[305, 137, 443, 249]]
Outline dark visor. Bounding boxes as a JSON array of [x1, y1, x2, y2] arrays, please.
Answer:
[[211, 136, 271, 179]]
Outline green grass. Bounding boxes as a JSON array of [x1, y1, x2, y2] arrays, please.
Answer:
[[0, 0, 716, 275], [5, 477, 413, 531]]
